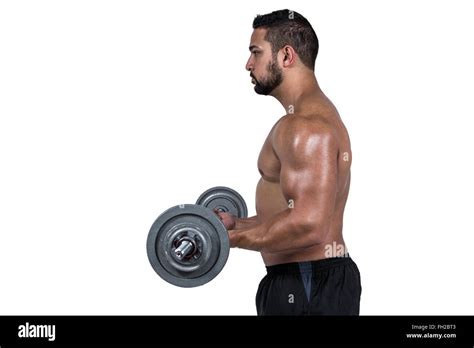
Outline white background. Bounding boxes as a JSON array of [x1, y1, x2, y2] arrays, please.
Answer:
[[1, 0, 473, 315]]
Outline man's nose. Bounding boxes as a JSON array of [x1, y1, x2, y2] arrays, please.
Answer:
[[245, 57, 253, 71]]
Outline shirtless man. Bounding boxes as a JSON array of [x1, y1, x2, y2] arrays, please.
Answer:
[[217, 9, 361, 315]]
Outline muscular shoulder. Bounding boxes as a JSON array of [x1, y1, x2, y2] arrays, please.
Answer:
[[272, 114, 339, 161]]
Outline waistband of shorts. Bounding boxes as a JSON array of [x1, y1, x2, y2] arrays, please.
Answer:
[[265, 254, 355, 275]]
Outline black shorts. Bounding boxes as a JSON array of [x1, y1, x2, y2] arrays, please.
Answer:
[[256, 255, 361, 315]]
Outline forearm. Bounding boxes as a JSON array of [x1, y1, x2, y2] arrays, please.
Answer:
[[233, 215, 259, 229], [229, 209, 321, 253]]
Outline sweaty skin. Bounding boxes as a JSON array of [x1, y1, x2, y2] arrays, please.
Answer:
[[223, 28, 352, 266]]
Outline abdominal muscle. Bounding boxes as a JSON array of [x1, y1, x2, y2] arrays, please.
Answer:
[[256, 178, 346, 266]]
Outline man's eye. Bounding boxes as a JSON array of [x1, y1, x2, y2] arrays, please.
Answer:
[[252, 51, 259, 56]]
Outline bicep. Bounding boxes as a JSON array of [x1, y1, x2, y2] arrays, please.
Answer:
[[278, 131, 338, 225]]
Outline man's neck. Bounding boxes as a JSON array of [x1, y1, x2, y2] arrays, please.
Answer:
[[272, 73, 322, 114]]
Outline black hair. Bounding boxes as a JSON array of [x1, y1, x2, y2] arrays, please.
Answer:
[[253, 9, 319, 70]]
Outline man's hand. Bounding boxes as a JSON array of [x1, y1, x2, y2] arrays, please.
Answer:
[[214, 210, 236, 230]]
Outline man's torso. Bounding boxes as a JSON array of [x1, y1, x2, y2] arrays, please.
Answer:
[[256, 94, 352, 266]]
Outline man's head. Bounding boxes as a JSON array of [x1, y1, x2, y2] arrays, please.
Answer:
[[246, 9, 319, 96]]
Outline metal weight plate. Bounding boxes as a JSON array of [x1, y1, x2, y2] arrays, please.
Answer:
[[196, 186, 248, 218], [146, 204, 229, 288]]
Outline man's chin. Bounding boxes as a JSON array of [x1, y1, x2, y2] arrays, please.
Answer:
[[254, 85, 273, 96]]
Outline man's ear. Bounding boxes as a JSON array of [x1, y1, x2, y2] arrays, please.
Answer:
[[281, 45, 297, 68]]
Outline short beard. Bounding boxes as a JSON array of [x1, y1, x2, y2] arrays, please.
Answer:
[[253, 58, 283, 95]]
